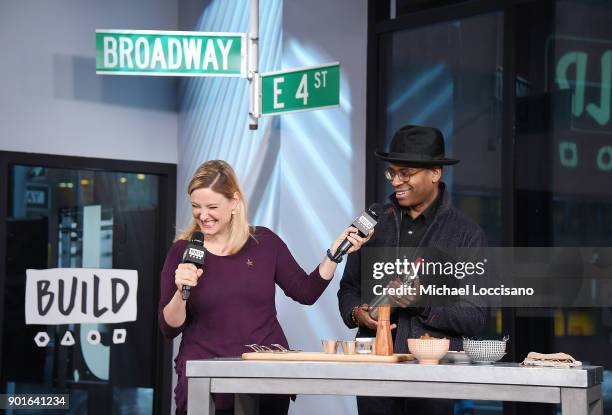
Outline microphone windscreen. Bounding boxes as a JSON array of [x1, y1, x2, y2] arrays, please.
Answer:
[[191, 231, 204, 245], [367, 203, 383, 219]]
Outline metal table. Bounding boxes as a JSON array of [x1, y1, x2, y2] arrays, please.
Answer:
[[187, 358, 603, 415]]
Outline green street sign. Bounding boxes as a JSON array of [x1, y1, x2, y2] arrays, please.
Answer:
[[96, 30, 246, 77], [260, 63, 340, 116]]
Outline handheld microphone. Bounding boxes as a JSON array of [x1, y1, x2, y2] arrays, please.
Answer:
[[181, 231, 205, 300], [331, 204, 381, 262]]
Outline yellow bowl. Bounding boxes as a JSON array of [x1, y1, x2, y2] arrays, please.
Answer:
[[407, 338, 450, 365]]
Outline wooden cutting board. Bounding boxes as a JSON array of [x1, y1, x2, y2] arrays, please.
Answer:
[[241, 352, 414, 363]]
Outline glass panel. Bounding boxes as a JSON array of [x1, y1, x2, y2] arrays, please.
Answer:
[[378, 12, 504, 245], [2, 165, 160, 415], [378, 12, 504, 414], [395, 0, 469, 16], [515, 0, 612, 413]]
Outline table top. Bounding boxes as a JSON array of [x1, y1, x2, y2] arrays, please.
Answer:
[[186, 358, 603, 388]]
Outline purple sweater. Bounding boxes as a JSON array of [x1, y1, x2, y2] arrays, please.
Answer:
[[158, 227, 331, 412]]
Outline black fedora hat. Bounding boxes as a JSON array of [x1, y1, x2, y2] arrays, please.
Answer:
[[374, 125, 459, 166]]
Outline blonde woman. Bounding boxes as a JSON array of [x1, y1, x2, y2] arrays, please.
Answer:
[[159, 160, 372, 415]]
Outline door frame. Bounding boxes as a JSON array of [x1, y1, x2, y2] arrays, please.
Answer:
[[0, 150, 177, 415]]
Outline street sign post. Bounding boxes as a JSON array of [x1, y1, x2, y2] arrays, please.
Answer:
[[96, 30, 247, 77], [260, 63, 340, 116]]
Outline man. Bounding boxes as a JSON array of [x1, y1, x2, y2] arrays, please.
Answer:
[[338, 125, 487, 415]]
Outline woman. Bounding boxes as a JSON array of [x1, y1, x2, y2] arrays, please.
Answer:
[[158, 160, 372, 415]]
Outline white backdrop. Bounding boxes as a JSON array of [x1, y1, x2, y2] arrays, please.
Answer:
[[0, 0, 368, 413], [176, 1, 367, 413], [0, 0, 178, 163]]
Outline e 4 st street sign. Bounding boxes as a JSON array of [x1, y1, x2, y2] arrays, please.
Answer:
[[96, 30, 247, 77], [260, 62, 340, 116]]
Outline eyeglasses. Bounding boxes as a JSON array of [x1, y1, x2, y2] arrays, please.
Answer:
[[384, 167, 424, 182]]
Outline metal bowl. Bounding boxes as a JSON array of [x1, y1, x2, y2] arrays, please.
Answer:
[[442, 351, 473, 364], [462, 335, 508, 364]]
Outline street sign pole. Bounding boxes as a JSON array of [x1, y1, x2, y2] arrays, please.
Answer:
[[96, 4, 340, 129], [248, 0, 260, 130]]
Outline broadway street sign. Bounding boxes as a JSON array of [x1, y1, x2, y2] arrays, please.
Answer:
[[260, 62, 340, 116], [96, 30, 247, 77]]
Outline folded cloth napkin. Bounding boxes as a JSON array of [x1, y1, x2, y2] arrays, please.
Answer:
[[522, 352, 582, 367]]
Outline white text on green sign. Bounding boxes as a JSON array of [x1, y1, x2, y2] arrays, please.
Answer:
[[261, 63, 340, 115], [96, 30, 246, 77]]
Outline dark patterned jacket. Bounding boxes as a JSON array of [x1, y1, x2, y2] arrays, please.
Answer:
[[337, 183, 488, 352]]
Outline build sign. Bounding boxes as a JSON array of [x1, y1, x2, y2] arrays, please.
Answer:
[[25, 268, 138, 325]]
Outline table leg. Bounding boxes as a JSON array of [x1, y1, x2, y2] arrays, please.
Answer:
[[561, 387, 603, 415], [235, 393, 259, 415], [589, 398, 603, 415], [188, 377, 215, 415]]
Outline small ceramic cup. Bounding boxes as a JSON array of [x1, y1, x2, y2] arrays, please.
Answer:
[[341, 340, 357, 355], [321, 339, 339, 354], [355, 337, 375, 354]]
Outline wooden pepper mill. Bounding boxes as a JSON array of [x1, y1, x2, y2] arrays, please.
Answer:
[[375, 304, 393, 356]]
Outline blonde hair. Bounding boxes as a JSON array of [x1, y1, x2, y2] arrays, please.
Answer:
[[176, 160, 254, 255]]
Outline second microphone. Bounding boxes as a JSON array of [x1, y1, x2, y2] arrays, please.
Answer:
[[181, 231, 206, 300], [331, 204, 381, 262]]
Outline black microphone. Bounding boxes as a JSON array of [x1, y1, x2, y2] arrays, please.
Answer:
[[181, 231, 205, 300], [331, 204, 381, 262]]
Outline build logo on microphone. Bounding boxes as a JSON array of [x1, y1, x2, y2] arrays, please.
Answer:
[[188, 247, 204, 261]]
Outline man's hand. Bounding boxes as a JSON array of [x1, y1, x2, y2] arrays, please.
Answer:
[[353, 305, 377, 330], [388, 277, 421, 308], [354, 304, 397, 330]]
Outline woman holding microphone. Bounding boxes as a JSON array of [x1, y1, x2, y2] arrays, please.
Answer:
[[159, 160, 372, 415]]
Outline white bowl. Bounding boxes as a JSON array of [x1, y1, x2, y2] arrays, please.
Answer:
[[407, 338, 450, 365]]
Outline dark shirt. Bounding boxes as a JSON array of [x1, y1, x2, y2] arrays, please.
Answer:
[[399, 189, 442, 247], [158, 227, 330, 412], [391, 190, 442, 330]]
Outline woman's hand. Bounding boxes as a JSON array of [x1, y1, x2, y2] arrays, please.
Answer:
[[164, 263, 201, 328], [320, 227, 374, 281], [174, 263, 203, 293], [330, 226, 374, 255]]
